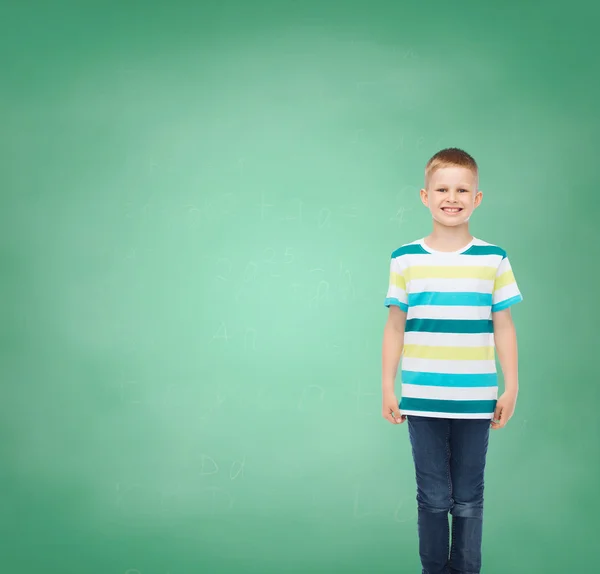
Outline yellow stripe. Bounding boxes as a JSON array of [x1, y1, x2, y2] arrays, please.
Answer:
[[390, 272, 406, 290], [403, 344, 495, 361], [494, 269, 515, 291], [404, 265, 497, 282]]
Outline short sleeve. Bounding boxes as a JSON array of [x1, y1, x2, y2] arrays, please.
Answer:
[[384, 255, 408, 312], [492, 254, 523, 312]]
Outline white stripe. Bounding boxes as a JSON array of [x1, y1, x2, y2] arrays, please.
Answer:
[[401, 384, 498, 401], [386, 285, 407, 301], [404, 331, 494, 347], [407, 305, 491, 320], [390, 258, 403, 271], [408, 278, 494, 294], [401, 358, 497, 374], [398, 253, 503, 268], [401, 410, 493, 419], [493, 283, 521, 305], [497, 257, 513, 274]]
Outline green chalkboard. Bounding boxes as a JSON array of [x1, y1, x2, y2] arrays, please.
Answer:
[[2, 1, 598, 573]]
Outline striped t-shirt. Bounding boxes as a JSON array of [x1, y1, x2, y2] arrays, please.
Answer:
[[384, 237, 523, 419]]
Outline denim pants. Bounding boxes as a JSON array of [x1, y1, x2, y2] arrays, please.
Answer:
[[407, 415, 491, 574]]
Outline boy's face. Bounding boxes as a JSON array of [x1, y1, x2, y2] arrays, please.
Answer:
[[420, 166, 482, 227]]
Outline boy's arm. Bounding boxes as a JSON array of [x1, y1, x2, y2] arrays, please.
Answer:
[[492, 308, 519, 396], [382, 251, 408, 424], [382, 306, 407, 395]]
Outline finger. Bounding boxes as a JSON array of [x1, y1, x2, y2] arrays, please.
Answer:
[[392, 407, 406, 424], [493, 404, 502, 420], [391, 407, 405, 424], [491, 411, 505, 429], [491, 405, 502, 424], [383, 411, 396, 424]]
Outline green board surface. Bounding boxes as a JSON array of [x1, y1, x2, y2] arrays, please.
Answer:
[[2, 1, 598, 572]]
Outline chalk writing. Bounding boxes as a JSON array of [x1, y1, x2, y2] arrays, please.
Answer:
[[339, 261, 355, 301], [284, 247, 294, 265], [263, 248, 280, 278], [390, 206, 410, 227], [210, 323, 259, 351], [318, 207, 331, 229], [310, 280, 330, 309], [211, 322, 230, 343], [259, 192, 274, 221], [282, 198, 303, 223], [199, 453, 219, 476], [230, 455, 246, 480]]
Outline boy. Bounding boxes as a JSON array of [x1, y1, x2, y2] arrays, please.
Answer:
[[381, 148, 522, 574]]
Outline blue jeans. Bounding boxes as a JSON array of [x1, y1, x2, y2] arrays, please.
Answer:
[[407, 415, 491, 574]]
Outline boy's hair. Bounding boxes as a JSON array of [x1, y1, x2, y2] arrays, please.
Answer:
[[425, 147, 478, 188]]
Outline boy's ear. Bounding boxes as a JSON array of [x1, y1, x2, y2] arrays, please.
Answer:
[[474, 190, 483, 207], [420, 188, 428, 207]]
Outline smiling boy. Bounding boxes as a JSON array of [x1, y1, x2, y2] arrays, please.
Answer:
[[381, 148, 522, 573]]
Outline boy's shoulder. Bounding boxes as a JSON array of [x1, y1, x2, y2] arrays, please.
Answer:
[[389, 237, 508, 260], [389, 238, 425, 259], [466, 237, 508, 258]]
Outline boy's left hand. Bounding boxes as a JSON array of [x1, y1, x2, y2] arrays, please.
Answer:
[[491, 391, 517, 430]]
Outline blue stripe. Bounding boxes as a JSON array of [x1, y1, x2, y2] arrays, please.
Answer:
[[400, 397, 497, 414], [462, 245, 506, 257], [408, 291, 492, 307], [405, 318, 494, 333], [402, 370, 498, 388], [384, 297, 408, 312], [492, 294, 523, 312], [391, 244, 428, 258]]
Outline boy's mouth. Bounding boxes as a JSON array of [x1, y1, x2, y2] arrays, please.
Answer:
[[441, 207, 463, 214]]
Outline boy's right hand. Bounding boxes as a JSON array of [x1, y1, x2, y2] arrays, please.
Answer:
[[382, 392, 406, 424]]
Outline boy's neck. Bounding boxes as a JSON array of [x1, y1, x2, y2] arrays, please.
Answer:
[[425, 223, 473, 253]]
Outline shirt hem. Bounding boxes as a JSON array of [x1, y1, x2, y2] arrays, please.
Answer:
[[400, 410, 493, 419]]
